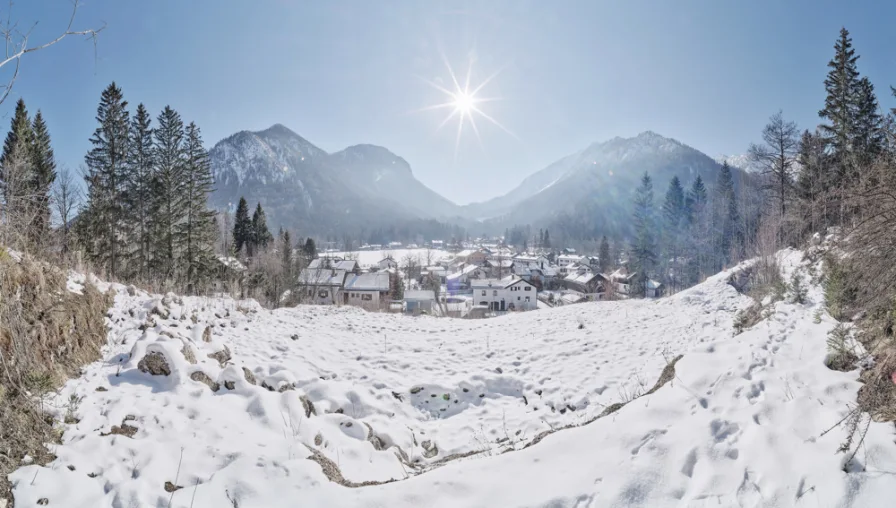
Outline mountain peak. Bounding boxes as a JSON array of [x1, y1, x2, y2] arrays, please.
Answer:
[[332, 144, 412, 174]]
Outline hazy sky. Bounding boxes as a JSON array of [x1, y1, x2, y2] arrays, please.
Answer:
[[5, 1, 896, 204]]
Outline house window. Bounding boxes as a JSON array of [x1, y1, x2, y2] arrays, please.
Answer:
[[524, 286, 531, 291], [361, 294, 372, 301], [481, 290, 486, 296], [525, 296, 530, 302], [493, 290, 498, 296], [517, 297, 520, 301], [318, 290, 329, 298]]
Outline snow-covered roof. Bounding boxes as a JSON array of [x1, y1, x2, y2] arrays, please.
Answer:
[[471, 275, 529, 290], [557, 254, 584, 262], [647, 279, 664, 290], [217, 256, 247, 272], [343, 272, 390, 292], [447, 264, 480, 281], [298, 268, 346, 286], [308, 257, 345, 270], [404, 290, 435, 301], [564, 271, 604, 285], [487, 259, 514, 268]]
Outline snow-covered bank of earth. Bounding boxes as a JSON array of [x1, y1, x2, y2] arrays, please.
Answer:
[[10, 250, 896, 507]]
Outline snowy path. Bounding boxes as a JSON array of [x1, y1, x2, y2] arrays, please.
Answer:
[[10, 250, 896, 507]]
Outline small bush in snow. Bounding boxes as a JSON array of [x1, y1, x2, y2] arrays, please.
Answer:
[[789, 273, 807, 305]]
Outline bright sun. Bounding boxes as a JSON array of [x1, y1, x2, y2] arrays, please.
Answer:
[[415, 58, 515, 159], [452, 91, 475, 114]]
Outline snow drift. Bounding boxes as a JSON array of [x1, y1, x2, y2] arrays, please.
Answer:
[[10, 250, 896, 507]]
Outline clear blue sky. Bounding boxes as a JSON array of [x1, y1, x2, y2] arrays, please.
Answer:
[[6, 1, 896, 204]]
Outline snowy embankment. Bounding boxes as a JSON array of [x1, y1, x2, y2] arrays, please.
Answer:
[[11, 250, 896, 507]]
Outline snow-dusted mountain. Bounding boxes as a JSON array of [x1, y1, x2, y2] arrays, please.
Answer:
[[716, 153, 758, 173], [461, 131, 732, 238], [209, 125, 464, 236]]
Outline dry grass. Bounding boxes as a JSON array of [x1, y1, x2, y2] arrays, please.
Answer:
[[0, 251, 112, 505]]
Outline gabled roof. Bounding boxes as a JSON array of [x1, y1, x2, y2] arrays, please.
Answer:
[[343, 272, 390, 292], [404, 290, 435, 301], [564, 271, 604, 285], [646, 279, 664, 290], [308, 257, 345, 270], [447, 264, 481, 281], [298, 268, 347, 286], [486, 259, 514, 268]]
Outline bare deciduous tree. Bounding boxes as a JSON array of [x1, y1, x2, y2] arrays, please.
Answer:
[[0, 0, 105, 106], [51, 165, 81, 261]]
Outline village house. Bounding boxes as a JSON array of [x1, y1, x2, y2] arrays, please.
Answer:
[[404, 290, 435, 314], [471, 276, 538, 312], [609, 267, 638, 296], [485, 258, 514, 278], [557, 254, 584, 268], [377, 256, 398, 271], [297, 268, 348, 304], [446, 264, 486, 290], [452, 249, 488, 266], [563, 267, 607, 299], [646, 279, 665, 298], [342, 272, 391, 310]]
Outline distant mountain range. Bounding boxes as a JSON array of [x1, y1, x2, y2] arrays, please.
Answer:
[[209, 126, 737, 241]]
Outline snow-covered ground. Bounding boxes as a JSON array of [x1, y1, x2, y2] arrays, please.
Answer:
[[327, 248, 453, 268], [10, 250, 896, 507]]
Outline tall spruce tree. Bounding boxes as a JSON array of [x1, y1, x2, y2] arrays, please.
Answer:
[[661, 176, 686, 292], [853, 76, 884, 168], [29, 111, 55, 246], [712, 162, 740, 268], [233, 196, 251, 256], [598, 235, 611, 274], [178, 122, 217, 290], [125, 103, 155, 281], [630, 172, 657, 297], [251, 202, 273, 254], [302, 237, 317, 260], [281, 229, 293, 279], [83, 83, 130, 278], [0, 99, 32, 215], [819, 28, 860, 184], [152, 106, 187, 280], [686, 175, 709, 283]]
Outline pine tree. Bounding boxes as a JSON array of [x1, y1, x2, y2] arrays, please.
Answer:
[[82, 83, 130, 278], [630, 172, 656, 297], [152, 106, 187, 280], [819, 28, 860, 183], [685, 175, 709, 283], [853, 76, 884, 168], [302, 237, 317, 261], [712, 162, 740, 268], [281, 229, 293, 279], [178, 121, 217, 290], [0, 99, 33, 227], [125, 104, 155, 281], [543, 229, 551, 249], [29, 111, 55, 246], [251, 202, 273, 254], [1, 99, 32, 184], [661, 176, 686, 292], [233, 196, 251, 256], [598, 235, 611, 274]]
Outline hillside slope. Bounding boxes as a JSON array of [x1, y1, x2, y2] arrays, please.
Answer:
[[11, 251, 895, 507]]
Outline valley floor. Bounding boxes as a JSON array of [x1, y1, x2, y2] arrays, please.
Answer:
[[10, 250, 896, 507]]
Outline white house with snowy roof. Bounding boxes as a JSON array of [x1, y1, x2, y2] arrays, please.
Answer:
[[471, 276, 538, 312], [342, 272, 390, 309]]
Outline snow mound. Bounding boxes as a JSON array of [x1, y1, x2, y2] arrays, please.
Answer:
[[10, 252, 896, 507]]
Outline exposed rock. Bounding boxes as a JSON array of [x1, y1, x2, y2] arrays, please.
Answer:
[[190, 371, 220, 392], [421, 440, 438, 458], [164, 481, 182, 493], [202, 325, 212, 343], [137, 351, 170, 376], [126, 285, 137, 296], [224, 381, 236, 390], [181, 345, 197, 364], [301, 395, 316, 417], [410, 386, 423, 395], [365, 423, 385, 451], [314, 433, 323, 446], [207, 345, 232, 366], [101, 422, 138, 438], [95, 386, 108, 392], [242, 367, 257, 385]]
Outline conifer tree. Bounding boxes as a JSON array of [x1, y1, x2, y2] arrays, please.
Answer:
[[82, 83, 130, 277], [661, 176, 686, 291], [819, 28, 860, 183], [543, 229, 551, 249], [0, 99, 32, 216], [598, 235, 611, 274], [303, 237, 317, 261], [685, 175, 709, 283], [233, 197, 252, 256], [281, 229, 293, 279], [152, 106, 186, 279], [125, 103, 155, 280], [29, 111, 55, 245], [630, 172, 657, 296], [853, 76, 884, 168], [178, 121, 216, 289], [712, 162, 740, 268], [251, 202, 273, 254]]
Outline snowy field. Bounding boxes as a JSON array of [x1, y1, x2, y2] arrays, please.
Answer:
[[327, 248, 453, 268], [10, 250, 896, 507]]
